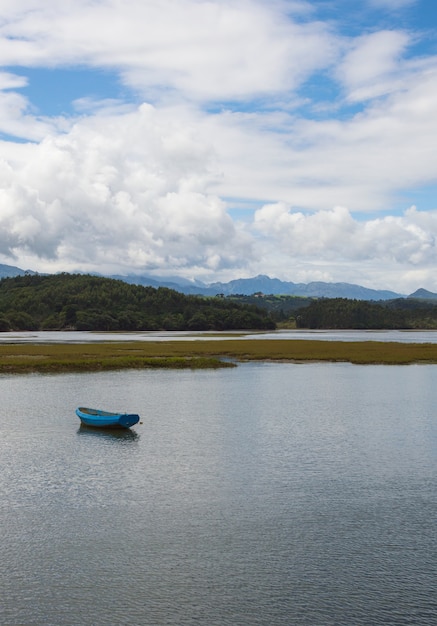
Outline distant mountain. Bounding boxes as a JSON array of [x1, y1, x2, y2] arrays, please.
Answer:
[[208, 276, 403, 300], [109, 273, 207, 293], [113, 273, 403, 300], [407, 288, 437, 300], [0, 263, 411, 300], [0, 263, 37, 278]]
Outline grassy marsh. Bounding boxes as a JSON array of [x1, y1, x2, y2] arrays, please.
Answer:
[[0, 338, 437, 373]]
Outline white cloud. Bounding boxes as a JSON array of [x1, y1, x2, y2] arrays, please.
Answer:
[[0, 2, 433, 212], [0, 68, 71, 140], [252, 202, 437, 291], [0, 103, 252, 275], [197, 54, 437, 212], [0, 71, 28, 90], [336, 30, 411, 102], [0, 0, 335, 103], [1, 93, 437, 291], [0, 89, 66, 140], [1, 51, 437, 289], [0, 0, 436, 294]]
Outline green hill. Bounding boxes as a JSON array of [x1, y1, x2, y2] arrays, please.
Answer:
[[0, 273, 275, 332], [294, 297, 437, 329]]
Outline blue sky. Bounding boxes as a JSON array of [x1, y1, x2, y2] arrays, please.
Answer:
[[0, 0, 437, 293], [8, 67, 127, 118]]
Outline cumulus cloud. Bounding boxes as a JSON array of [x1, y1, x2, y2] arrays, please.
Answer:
[[253, 203, 437, 291], [0, 2, 435, 213], [253, 203, 437, 264], [0, 104, 252, 275], [0, 0, 436, 293]]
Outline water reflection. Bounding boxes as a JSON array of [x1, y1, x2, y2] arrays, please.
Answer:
[[77, 424, 140, 441]]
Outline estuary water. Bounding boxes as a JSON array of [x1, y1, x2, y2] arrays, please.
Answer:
[[2, 328, 437, 343], [1, 362, 437, 625]]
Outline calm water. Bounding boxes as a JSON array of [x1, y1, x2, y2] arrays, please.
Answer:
[[1, 362, 437, 625], [2, 329, 437, 342]]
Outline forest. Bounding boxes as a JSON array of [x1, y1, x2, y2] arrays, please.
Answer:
[[3, 273, 437, 332], [227, 293, 313, 323], [0, 274, 275, 332], [293, 297, 437, 329], [227, 293, 437, 329]]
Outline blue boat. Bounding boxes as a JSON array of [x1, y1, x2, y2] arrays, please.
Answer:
[[76, 407, 140, 429]]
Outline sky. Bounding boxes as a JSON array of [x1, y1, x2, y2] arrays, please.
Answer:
[[0, 0, 437, 293]]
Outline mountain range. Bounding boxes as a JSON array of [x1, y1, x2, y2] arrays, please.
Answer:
[[112, 273, 405, 300], [1, 263, 437, 301]]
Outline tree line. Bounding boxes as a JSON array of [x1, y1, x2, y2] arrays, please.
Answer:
[[0, 274, 275, 332], [293, 297, 437, 329]]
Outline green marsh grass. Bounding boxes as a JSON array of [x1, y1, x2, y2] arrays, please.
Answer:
[[0, 339, 437, 373]]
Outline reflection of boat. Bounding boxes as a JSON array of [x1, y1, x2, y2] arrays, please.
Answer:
[[75, 407, 140, 429], [78, 424, 139, 440]]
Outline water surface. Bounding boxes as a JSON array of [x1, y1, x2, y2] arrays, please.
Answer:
[[1, 363, 436, 625], [1, 329, 437, 343]]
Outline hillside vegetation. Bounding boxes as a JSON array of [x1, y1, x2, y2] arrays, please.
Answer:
[[226, 293, 437, 329], [0, 274, 275, 332], [294, 297, 437, 329], [225, 294, 313, 323]]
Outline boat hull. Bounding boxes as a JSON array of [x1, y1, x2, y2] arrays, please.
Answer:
[[76, 407, 140, 429]]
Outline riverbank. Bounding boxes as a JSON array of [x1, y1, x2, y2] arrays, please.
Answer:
[[1, 339, 437, 373]]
